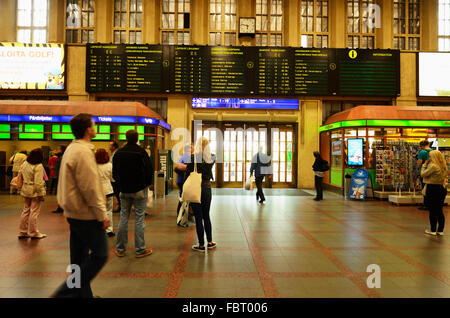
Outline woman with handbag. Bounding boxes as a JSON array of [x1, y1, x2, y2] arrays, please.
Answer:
[[421, 150, 447, 236], [184, 137, 217, 252], [95, 149, 115, 237], [18, 148, 47, 239]]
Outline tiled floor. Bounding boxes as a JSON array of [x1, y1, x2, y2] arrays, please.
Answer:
[[0, 189, 449, 298]]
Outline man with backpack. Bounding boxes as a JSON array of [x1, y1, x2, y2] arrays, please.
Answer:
[[312, 151, 329, 201], [250, 147, 272, 204]]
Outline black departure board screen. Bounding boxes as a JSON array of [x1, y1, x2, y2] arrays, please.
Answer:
[[86, 45, 400, 97], [171, 46, 209, 94], [86, 44, 163, 93], [257, 47, 292, 95], [209, 47, 254, 94], [336, 49, 399, 96], [294, 49, 331, 95]]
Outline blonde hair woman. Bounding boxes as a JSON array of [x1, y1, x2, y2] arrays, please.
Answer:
[[421, 150, 448, 236], [185, 137, 217, 252]]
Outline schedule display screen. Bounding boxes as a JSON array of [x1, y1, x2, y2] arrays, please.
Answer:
[[192, 98, 299, 109], [86, 45, 399, 97]]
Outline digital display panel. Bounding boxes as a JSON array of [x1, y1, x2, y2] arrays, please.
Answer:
[[0, 124, 11, 139], [337, 49, 399, 96], [347, 138, 364, 166], [0, 43, 65, 90], [118, 125, 144, 141], [86, 45, 399, 97], [192, 98, 299, 109], [86, 44, 163, 93], [51, 124, 111, 140], [418, 52, 450, 97], [19, 124, 44, 140]]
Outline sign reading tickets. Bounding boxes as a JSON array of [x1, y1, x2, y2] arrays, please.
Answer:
[[0, 43, 65, 90]]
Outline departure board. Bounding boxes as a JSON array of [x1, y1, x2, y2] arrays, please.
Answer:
[[257, 47, 292, 95], [209, 47, 255, 94], [294, 49, 331, 95], [171, 46, 209, 94], [337, 49, 399, 96], [85, 45, 400, 97], [86, 44, 163, 93]]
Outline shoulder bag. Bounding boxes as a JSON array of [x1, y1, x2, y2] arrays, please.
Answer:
[[181, 155, 202, 203]]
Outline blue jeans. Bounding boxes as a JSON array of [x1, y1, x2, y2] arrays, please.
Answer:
[[190, 183, 212, 246], [53, 218, 108, 298], [116, 189, 148, 255]]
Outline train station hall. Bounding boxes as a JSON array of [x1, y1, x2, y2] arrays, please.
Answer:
[[0, 0, 449, 305]]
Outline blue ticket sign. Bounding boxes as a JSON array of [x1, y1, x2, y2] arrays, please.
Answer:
[[349, 168, 369, 200]]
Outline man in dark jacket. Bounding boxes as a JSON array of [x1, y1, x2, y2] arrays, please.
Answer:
[[112, 130, 152, 258], [312, 151, 329, 201], [250, 147, 272, 204]]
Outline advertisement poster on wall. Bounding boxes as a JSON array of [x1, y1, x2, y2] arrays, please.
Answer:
[[0, 43, 65, 90]]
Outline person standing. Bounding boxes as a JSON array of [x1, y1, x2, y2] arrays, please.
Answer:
[[18, 148, 47, 239], [417, 140, 433, 210], [52, 113, 110, 298], [175, 143, 193, 215], [185, 137, 216, 252], [250, 147, 272, 204], [96, 149, 115, 237], [421, 150, 447, 236], [113, 130, 153, 258], [312, 151, 328, 201], [9, 150, 27, 194], [52, 145, 67, 213], [109, 141, 121, 213], [48, 150, 59, 195]]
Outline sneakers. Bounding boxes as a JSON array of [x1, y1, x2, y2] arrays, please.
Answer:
[[30, 233, 47, 239], [207, 242, 217, 250], [437, 232, 444, 236], [114, 249, 126, 257], [424, 230, 437, 236], [192, 245, 205, 252], [18, 234, 29, 239], [136, 248, 152, 258]]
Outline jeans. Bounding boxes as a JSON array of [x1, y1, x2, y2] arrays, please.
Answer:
[[116, 189, 148, 255], [425, 184, 447, 232], [191, 183, 212, 246], [177, 182, 184, 215], [255, 176, 265, 202], [315, 176, 323, 199], [53, 218, 108, 298]]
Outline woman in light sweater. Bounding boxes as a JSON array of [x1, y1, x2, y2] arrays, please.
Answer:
[[95, 149, 115, 237], [421, 150, 448, 236], [18, 148, 47, 239]]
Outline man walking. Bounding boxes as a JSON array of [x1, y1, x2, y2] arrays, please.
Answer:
[[250, 147, 272, 204], [52, 113, 110, 298], [113, 130, 153, 258]]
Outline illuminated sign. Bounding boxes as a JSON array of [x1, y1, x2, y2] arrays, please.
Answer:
[[93, 116, 135, 123], [137, 117, 159, 125], [0, 43, 65, 90], [118, 125, 145, 141], [192, 98, 299, 109], [159, 121, 171, 131], [19, 124, 44, 140]]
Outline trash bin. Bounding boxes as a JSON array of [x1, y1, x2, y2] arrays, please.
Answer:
[[155, 170, 166, 198], [344, 173, 352, 200]]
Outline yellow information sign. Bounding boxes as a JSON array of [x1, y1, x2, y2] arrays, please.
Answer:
[[349, 50, 358, 59]]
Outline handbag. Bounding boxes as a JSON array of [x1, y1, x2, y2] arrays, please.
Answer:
[[245, 176, 255, 190], [11, 172, 23, 190], [421, 184, 427, 196], [181, 155, 202, 203], [146, 188, 154, 210], [43, 166, 49, 181], [177, 201, 190, 227]]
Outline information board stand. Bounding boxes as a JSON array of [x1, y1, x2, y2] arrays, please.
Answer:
[[348, 168, 369, 200]]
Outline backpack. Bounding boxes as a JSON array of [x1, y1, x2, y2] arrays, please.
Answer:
[[321, 160, 330, 172]]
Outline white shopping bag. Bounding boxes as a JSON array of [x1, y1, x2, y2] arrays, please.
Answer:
[[177, 201, 189, 227], [181, 156, 202, 203], [245, 176, 255, 191], [146, 188, 154, 210]]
